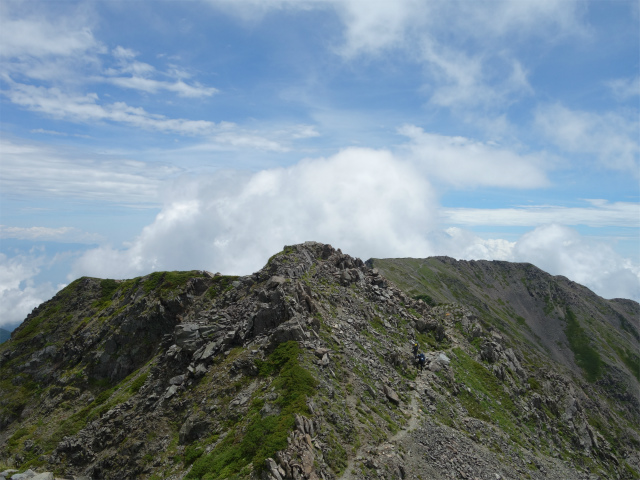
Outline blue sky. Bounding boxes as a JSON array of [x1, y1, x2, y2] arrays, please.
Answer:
[[1, 0, 639, 329]]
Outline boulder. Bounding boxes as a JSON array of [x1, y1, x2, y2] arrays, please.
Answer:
[[10, 469, 37, 479], [179, 415, 210, 444], [31, 474, 54, 480], [383, 384, 401, 405], [174, 324, 202, 352]]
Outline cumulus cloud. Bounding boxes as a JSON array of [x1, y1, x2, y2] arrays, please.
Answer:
[[0, 252, 61, 328], [433, 225, 640, 301], [71, 147, 438, 278], [399, 125, 549, 188], [534, 103, 639, 174], [513, 224, 640, 301]]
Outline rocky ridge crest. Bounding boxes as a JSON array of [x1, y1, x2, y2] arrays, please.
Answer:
[[1, 242, 638, 480]]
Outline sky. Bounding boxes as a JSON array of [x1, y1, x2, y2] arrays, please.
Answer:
[[0, 0, 639, 330]]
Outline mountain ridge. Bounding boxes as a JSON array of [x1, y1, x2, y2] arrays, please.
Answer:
[[1, 242, 638, 480]]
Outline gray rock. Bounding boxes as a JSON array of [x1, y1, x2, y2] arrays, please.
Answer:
[[31, 474, 54, 480], [174, 323, 202, 351], [267, 276, 287, 289], [10, 470, 37, 480], [164, 385, 179, 399], [320, 353, 330, 366], [179, 415, 210, 444], [266, 458, 283, 480], [437, 353, 450, 365], [383, 384, 401, 405]]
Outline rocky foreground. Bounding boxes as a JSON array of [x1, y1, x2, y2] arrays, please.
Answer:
[[1, 242, 638, 479]]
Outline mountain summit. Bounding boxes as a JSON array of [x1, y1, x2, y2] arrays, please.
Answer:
[[1, 242, 638, 480]]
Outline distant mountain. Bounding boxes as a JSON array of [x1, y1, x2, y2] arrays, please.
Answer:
[[0, 328, 10, 344], [0, 243, 638, 480]]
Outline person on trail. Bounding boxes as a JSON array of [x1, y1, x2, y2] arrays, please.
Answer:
[[412, 342, 419, 358], [417, 352, 426, 372]]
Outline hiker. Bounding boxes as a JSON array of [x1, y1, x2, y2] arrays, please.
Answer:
[[412, 342, 419, 358], [417, 352, 426, 372]]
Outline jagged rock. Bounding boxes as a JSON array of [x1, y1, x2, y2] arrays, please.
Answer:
[[383, 384, 401, 405], [267, 319, 307, 351], [266, 457, 283, 480], [179, 415, 210, 444], [174, 323, 202, 352]]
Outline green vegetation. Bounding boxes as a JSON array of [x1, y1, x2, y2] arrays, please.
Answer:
[[527, 377, 542, 393], [618, 313, 640, 342], [267, 245, 297, 265], [564, 308, 602, 382], [184, 444, 204, 466], [615, 347, 640, 381], [93, 279, 120, 310], [543, 295, 554, 316], [206, 275, 239, 300], [451, 348, 519, 438], [413, 294, 435, 306], [128, 372, 149, 394], [144, 271, 207, 295], [187, 341, 317, 479]]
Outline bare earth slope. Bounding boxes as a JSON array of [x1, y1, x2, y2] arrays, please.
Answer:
[[1, 244, 638, 480]]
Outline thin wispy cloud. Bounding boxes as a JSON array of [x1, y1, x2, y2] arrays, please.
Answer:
[[0, 226, 103, 244], [443, 201, 640, 228], [534, 103, 639, 174]]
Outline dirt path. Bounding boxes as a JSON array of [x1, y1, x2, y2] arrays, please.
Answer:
[[339, 382, 424, 480]]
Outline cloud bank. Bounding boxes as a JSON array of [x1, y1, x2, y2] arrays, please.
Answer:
[[0, 251, 60, 329], [69, 146, 640, 304]]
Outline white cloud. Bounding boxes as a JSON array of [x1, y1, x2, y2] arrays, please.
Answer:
[[203, 0, 584, 115], [71, 147, 438, 278], [432, 225, 640, 302], [0, 139, 176, 205], [103, 46, 218, 98], [1, 7, 218, 108], [607, 76, 640, 100], [5, 83, 313, 150], [513, 224, 640, 301], [420, 41, 533, 111], [0, 226, 103, 244], [433, 227, 516, 261], [0, 252, 60, 328], [399, 125, 549, 188], [330, 0, 424, 57], [326, 0, 584, 57], [0, 13, 102, 59], [105, 76, 218, 98], [443, 200, 640, 228], [534, 103, 639, 174]]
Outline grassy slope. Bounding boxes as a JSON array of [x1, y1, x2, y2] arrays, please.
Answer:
[[368, 257, 639, 385]]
